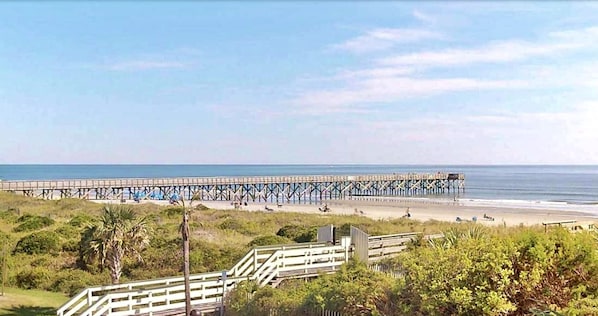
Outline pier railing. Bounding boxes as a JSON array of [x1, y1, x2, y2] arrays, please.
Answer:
[[1, 173, 463, 191]]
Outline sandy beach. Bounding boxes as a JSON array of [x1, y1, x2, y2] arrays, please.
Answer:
[[99, 196, 598, 228]]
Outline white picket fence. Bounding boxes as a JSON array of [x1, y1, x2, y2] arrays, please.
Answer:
[[57, 228, 430, 316]]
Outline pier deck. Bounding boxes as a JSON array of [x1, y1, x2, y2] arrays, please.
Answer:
[[0, 173, 465, 202]]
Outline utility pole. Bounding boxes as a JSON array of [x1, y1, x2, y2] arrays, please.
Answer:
[[182, 196, 192, 316]]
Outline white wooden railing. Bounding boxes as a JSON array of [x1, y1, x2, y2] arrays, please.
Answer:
[[57, 242, 349, 316], [57, 229, 428, 316]]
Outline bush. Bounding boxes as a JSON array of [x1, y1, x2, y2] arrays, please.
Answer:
[[62, 239, 79, 252], [51, 269, 109, 296], [194, 204, 209, 211], [218, 218, 262, 235], [335, 223, 352, 238], [16, 267, 52, 289], [188, 241, 246, 273], [0, 230, 12, 247], [68, 214, 95, 227], [30, 256, 51, 267], [227, 280, 307, 316], [0, 208, 19, 223], [161, 207, 185, 218], [385, 228, 598, 315], [304, 261, 396, 315], [14, 231, 60, 255], [13, 214, 55, 232], [276, 225, 317, 243], [55, 224, 80, 238], [248, 235, 292, 247], [129, 245, 182, 279]]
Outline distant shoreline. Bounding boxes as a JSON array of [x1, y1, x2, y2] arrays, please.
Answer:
[[94, 196, 598, 228]]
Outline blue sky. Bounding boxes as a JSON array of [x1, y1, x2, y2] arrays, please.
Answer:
[[1, 2, 597, 164]]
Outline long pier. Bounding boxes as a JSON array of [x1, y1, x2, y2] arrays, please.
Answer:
[[0, 173, 465, 202]]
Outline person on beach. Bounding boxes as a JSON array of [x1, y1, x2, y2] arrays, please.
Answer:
[[484, 213, 495, 221]]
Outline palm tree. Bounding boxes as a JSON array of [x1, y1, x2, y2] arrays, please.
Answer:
[[80, 205, 150, 284]]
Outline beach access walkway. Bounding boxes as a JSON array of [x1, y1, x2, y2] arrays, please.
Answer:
[[57, 225, 442, 316]]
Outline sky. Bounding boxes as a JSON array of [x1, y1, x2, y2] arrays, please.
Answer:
[[1, 1, 598, 164]]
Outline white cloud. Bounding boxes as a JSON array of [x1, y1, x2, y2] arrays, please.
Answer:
[[294, 77, 525, 112], [379, 40, 579, 68], [378, 26, 598, 68], [346, 103, 598, 164], [103, 60, 190, 71], [412, 10, 436, 24], [332, 28, 442, 53], [86, 49, 201, 71], [292, 25, 598, 114], [547, 26, 598, 40], [331, 67, 414, 80]]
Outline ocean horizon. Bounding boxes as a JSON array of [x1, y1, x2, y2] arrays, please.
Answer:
[[1, 164, 597, 207]]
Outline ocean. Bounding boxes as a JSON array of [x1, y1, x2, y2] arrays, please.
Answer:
[[1, 165, 597, 207]]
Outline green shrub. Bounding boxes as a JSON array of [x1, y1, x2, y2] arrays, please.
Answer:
[[304, 261, 396, 315], [248, 235, 292, 247], [225, 280, 261, 314], [55, 224, 79, 238], [51, 269, 109, 296], [62, 239, 79, 252], [68, 214, 95, 227], [0, 208, 19, 223], [0, 230, 12, 246], [30, 256, 51, 267], [194, 204, 209, 211], [187, 241, 246, 273], [13, 214, 55, 232], [276, 225, 317, 243], [16, 267, 52, 289], [54, 198, 90, 211], [383, 228, 598, 315], [218, 218, 262, 235], [219, 218, 244, 231], [128, 245, 182, 279], [335, 223, 352, 237], [14, 231, 60, 255], [161, 207, 185, 218]]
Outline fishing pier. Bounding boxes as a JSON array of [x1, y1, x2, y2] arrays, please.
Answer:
[[0, 173, 465, 202]]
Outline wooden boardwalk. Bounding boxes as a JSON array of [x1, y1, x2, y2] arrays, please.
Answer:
[[0, 173, 465, 202], [57, 227, 433, 316]]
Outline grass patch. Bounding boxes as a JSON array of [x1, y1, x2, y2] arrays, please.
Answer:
[[0, 287, 68, 316]]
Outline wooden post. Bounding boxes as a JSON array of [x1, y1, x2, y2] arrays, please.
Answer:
[[182, 209, 191, 316], [220, 270, 227, 316], [1, 242, 6, 296]]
